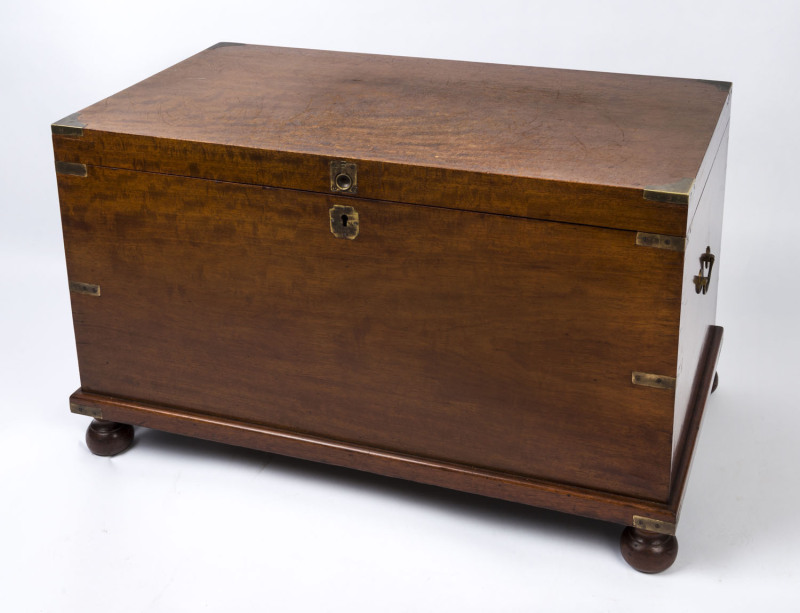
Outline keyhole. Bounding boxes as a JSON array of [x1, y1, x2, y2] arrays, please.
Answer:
[[329, 205, 358, 239]]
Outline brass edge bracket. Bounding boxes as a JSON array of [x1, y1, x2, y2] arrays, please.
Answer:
[[55, 162, 88, 177], [51, 112, 86, 137], [69, 281, 101, 296], [631, 372, 676, 390], [643, 177, 695, 205], [632, 515, 676, 535], [70, 401, 103, 419], [635, 232, 686, 252]]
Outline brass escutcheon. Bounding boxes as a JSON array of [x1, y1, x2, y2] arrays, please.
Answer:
[[329, 205, 359, 239]]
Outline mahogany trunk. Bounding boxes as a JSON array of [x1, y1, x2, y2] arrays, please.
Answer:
[[53, 43, 730, 572]]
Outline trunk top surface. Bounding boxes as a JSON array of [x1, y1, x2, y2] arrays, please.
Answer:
[[52, 43, 731, 235]]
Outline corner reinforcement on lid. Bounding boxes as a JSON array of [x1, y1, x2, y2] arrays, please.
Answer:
[[51, 112, 86, 137], [207, 42, 246, 50], [643, 177, 695, 205]]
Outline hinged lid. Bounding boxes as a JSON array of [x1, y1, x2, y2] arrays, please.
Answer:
[[52, 43, 731, 236]]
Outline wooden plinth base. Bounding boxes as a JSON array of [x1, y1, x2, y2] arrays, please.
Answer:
[[71, 326, 723, 571]]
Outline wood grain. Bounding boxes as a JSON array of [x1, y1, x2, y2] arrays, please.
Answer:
[[52, 44, 731, 235], [672, 124, 729, 462], [669, 325, 723, 520], [59, 165, 684, 500], [53, 47, 731, 550], [68, 388, 677, 528], [66, 324, 721, 530]]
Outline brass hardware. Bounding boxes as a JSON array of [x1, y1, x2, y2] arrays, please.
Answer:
[[207, 42, 245, 50], [70, 401, 103, 419], [330, 161, 357, 194], [329, 205, 359, 239], [693, 246, 715, 294], [632, 372, 676, 390], [635, 232, 686, 252], [51, 112, 86, 137], [632, 515, 676, 536], [643, 177, 695, 205], [697, 79, 732, 92], [55, 161, 88, 177], [335, 174, 352, 190], [69, 281, 101, 296]]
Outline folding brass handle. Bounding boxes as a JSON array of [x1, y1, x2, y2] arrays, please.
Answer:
[[334, 173, 352, 191], [693, 246, 715, 294], [330, 160, 357, 194]]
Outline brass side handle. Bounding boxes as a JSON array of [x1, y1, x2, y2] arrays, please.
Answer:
[[693, 246, 715, 294]]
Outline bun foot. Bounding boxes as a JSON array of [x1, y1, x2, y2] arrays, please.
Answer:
[[86, 419, 134, 456], [620, 527, 678, 573], [711, 371, 719, 394]]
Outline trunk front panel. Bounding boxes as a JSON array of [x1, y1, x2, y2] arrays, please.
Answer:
[[58, 166, 682, 500]]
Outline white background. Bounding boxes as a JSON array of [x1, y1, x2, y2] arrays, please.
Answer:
[[2, 0, 799, 610]]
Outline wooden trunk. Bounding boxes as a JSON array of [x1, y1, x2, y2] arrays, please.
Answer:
[[53, 43, 730, 571]]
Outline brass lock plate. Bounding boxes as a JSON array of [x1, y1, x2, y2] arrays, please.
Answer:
[[330, 205, 359, 240], [330, 161, 357, 194]]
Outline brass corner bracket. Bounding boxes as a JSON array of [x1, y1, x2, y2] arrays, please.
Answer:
[[207, 42, 246, 50], [69, 401, 103, 419], [632, 515, 676, 536], [51, 112, 86, 137], [643, 177, 695, 205]]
